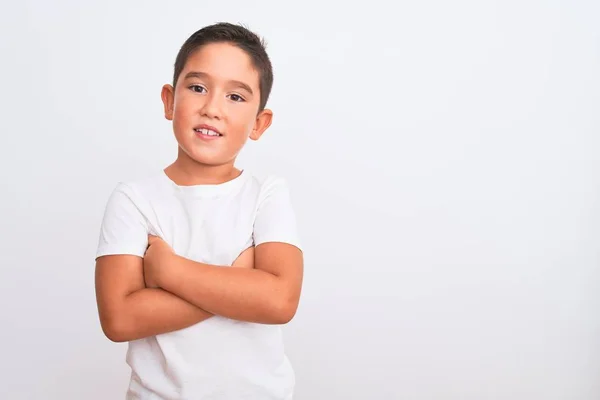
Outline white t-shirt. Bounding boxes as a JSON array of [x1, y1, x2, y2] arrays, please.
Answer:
[[95, 169, 302, 400]]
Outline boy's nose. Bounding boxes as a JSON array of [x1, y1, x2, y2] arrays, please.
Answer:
[[200, 94, 223, 119]]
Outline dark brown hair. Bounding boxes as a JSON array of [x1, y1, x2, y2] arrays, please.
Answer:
[[172, 22, 274, 112]]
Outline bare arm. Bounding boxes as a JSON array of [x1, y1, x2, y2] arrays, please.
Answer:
[[95, 247, 254, 342], [95, 254, 211, 342], [150, 240, 304, 325]]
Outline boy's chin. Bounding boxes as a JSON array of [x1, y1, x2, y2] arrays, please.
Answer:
[[179, 147, 235, 167]]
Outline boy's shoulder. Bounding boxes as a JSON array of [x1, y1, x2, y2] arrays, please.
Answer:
[[108, 170, 167, 198], [245, 170, 289, 188], [244, 171, 296, 203]]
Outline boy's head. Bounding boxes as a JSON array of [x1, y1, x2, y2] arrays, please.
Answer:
[[161, 22, 274, 168]]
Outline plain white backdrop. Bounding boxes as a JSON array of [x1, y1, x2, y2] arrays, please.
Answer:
[[0, 0, 598, 399]]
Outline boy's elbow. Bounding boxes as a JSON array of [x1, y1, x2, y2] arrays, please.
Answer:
[[100, 316, 132, 343], [278, 306, 297, 324], [104, 328, 129, 343], [272, 294, 299, 324]]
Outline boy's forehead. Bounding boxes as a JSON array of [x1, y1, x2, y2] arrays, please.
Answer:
[[182, 43, 260, 88]]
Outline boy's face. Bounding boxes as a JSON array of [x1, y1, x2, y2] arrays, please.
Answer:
[[161, 42, 272, 168]]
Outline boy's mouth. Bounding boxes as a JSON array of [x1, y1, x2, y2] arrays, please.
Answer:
[[194, 128, 222, 137]]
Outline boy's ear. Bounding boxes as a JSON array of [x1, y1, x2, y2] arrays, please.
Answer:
[[161, 84, 175, 121], [249, 109, 273, 141]]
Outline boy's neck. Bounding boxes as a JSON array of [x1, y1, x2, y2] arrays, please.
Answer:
[[165, 154, 241, 186]]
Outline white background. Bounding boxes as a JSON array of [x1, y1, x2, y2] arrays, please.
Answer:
[[1, 1, 598, 399]]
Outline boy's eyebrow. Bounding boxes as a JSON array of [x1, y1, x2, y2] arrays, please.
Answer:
[[183, 71, 254, 95]]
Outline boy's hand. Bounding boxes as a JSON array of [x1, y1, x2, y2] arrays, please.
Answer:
[[232, 246, 255, 269], [144, 235, 175, 288]]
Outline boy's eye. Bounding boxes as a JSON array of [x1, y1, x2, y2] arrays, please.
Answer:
[[189, 85, 207, 93], [228, 94, 245, 102]]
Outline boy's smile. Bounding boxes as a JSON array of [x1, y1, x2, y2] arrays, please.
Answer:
[[194, 124, 223, 140], [161, 42, 272, 175]]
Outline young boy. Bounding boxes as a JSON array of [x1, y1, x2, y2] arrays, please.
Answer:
[[94, 23, 304, 400]]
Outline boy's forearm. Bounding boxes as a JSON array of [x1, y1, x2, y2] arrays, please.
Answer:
[[107, 287, 212, 342], [158, 256, 289, 324]]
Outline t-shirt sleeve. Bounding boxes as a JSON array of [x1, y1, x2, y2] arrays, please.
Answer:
[[253, 177, 302, 251], [95, 183, 149, 259]]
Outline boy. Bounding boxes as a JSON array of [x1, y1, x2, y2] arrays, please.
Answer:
[[94, 22, 304, 400]]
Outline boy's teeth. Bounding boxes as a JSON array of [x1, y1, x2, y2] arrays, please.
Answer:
[[195, 128, 220, 136]]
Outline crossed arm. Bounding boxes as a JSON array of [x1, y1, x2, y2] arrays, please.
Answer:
[[95, 238, 304, 343]]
